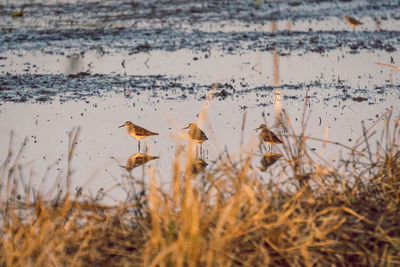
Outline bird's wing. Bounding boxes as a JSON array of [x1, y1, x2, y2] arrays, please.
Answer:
[[191, 127, 208, 140], [200, 130, 208, 140], [135, 125, 158, 136], [264, 130, 282, 143]]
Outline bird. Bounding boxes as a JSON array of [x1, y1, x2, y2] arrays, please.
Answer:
[[255, 124, 282, 152], [124, 152, 159, 171], [259, 153, 282, 172], [183, 123, 208, 156], [345, 16, 363, 32], [119, 121, 159, 151]]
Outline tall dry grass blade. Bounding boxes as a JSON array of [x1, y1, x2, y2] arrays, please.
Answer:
[[66, 127, 81, 194], [361, 120, 373, 163], [239, 111, 247, 162]]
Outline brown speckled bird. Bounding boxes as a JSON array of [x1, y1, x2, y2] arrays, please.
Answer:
[[119, 121, 158, 151], [345, 16, 363, 32], [183, 123, 208, 155], [255, 124, 282, 152]]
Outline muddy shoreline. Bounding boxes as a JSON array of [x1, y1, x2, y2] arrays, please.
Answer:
[[0, 72, 398, 103], [1, 0, 400, 103]]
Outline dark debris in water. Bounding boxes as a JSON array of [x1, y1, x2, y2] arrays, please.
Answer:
[[352, 96, 368, 102], [0, 28, 399, 54], [0, 73, 396, 104], [0, 73, 175, 102], [1, 0, 399, 28], [0, 1, 400, 54]]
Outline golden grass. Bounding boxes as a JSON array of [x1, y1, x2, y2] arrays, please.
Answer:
[[1, 110, 399, 267]]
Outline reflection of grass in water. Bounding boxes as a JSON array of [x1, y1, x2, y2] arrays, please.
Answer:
[[376, 62, 400, 85], [1, 109, 400, 266]]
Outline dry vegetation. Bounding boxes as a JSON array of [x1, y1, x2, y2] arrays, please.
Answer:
[[0, 110, 399, 267]]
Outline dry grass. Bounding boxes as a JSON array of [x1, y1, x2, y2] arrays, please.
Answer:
[[1, 111, 399, 267]]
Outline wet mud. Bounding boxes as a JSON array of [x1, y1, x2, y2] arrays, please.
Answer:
[[0, 72, 397, 103], [1, 0, 399, 102], [1, 27, 398, 55]]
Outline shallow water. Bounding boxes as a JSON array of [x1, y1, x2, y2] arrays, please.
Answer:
[[1, 0, 399, 203], [1, 84, 398, 202]]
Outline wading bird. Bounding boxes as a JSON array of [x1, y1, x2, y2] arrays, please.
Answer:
[[183, 123, 208, 156], [119, 121, 159, 151], [255, 124, 282, 152], [345, 15, 363, 32]]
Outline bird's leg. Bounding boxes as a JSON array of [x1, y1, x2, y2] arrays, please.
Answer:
[[200, 143, 203, 158], [138, 141, 141, 152]]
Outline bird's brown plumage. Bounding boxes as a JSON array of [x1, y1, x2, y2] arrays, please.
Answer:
[[119, 121, 159, 151], [120, 121, 159, 139], [345, 16, 363, 27], [184, 123, 208, 143], [256, 124, 282, 145]]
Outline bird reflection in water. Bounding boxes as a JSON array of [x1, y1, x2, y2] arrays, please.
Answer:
[[190, 158, 208, 175], [259, 153, 282, 172], [123, 152, 159, 171]]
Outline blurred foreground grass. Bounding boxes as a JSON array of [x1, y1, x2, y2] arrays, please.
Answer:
[[0, 110, 399, 266]]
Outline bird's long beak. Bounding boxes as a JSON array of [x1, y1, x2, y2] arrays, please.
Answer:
[[255, 127, 260, 131], [119, 125, 124, 128], [182, 126, 189, 129]]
